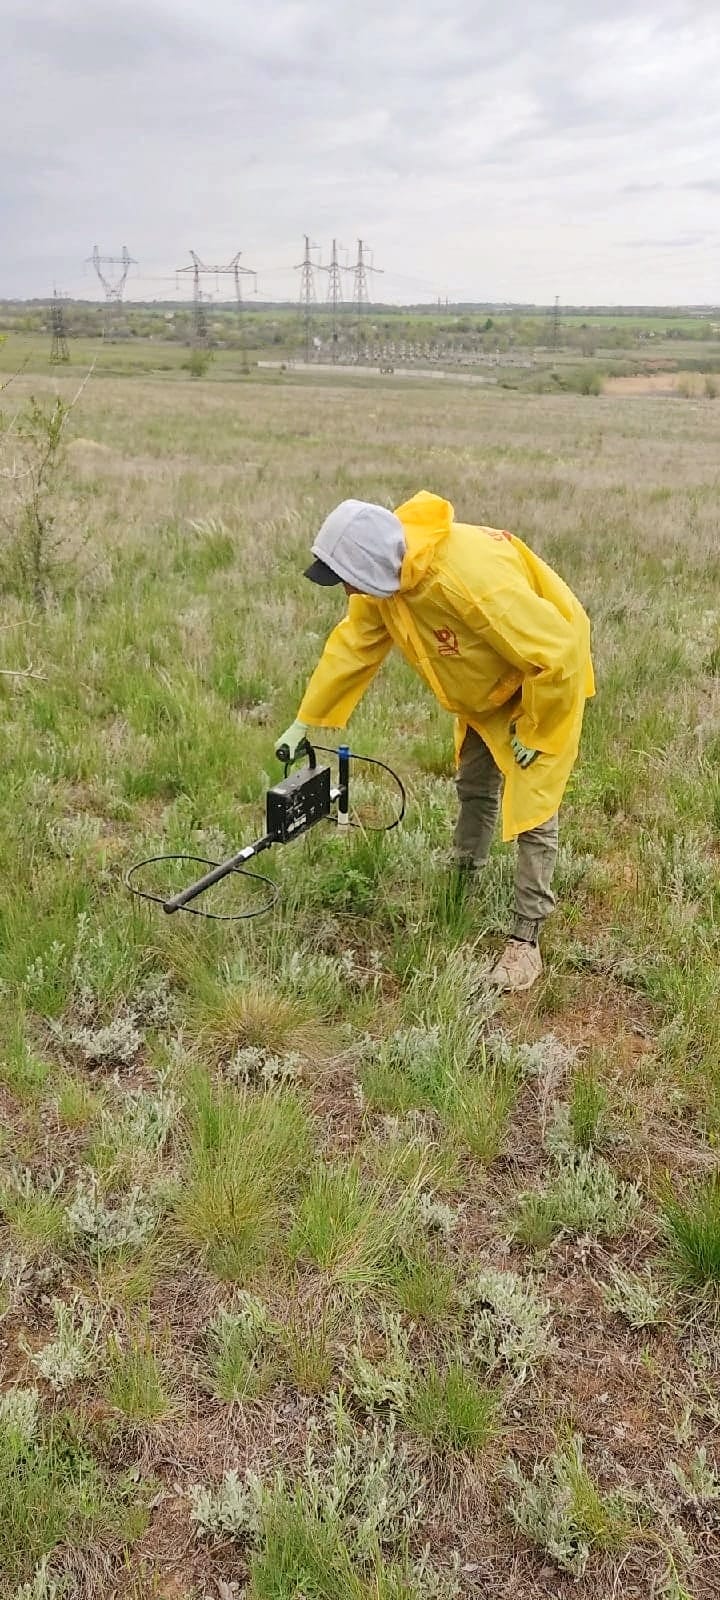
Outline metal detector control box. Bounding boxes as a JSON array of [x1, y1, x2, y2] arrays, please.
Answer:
[[265, 761, 332, 844], [127, 741, 404, 921]]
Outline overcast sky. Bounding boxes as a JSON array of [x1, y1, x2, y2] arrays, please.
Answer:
[[3, 0, 719, 305]]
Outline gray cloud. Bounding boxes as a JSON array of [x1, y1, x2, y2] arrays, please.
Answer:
[[2, 0, 719, 302]]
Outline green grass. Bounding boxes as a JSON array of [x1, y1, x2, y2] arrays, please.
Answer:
[[249, 1486, 369, 1600], [388, 1242, 457, 1322], [446, 1060, 520, 1164], [569, 1058, 609, 1150], [205, 1299, 279, 1402], [661, 1172, 720, 1289], [278, 1298, 337, 1394], [0, 1016, 51, 1100], [55, 1070, 100, 1128], [365, 1125, 462, 1194], [0, 358, 718, 1595], [357, 977, 517, 1164], [176, 1074, 314, 1279], [407, 1361, 498, 1453], [289, 1162, 422, 1290], [0, 1390, 147, 1583], [104, 1330, 172, 1421], [0, 1179, 67, 1255]]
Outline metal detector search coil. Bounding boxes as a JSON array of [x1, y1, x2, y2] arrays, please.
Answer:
[[126, 743, 405, 922]]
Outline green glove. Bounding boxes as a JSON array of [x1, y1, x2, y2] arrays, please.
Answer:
[[510, 725, 540, 768], [275, 719, 309, 764]]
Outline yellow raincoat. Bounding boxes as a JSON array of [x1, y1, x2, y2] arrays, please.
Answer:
[[298, 491, 594, 839]]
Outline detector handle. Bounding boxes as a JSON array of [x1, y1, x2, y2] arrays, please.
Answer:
[[162, 836, 271, 913], [337, 744, 350, 831], [277, 738, 316, 772]]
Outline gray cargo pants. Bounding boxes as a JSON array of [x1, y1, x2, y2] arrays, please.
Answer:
[[453, 726, 558, 943]]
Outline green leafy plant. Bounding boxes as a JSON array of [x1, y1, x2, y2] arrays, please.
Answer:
[[346, 1310, 413, 1413], [191, 1394, 429, 1590], [13, 1556, 63, 1600], [183, 348, 214, 380], [669, 1444, 720, 1507], [88, 1082, 180, 1188], [67, 1172, 158, 1260], [513, 1153, 641, 1246], [0, 395, 72, 604], [460, 1267, 555, 1379], [25, 1295, 100, 1390], [506, 1432, 633, 1576], [205, 1294, 278, 1401], [600, 1263, 665, 1328]]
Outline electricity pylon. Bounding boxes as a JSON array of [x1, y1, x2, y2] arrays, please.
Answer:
[[350, 240, 382, 361], [320, 240, 344, 363], [296, 235, 318, 362], [50, 290, 70, 363], [88, 245, 136, 339], [176, 251, 257, 350]]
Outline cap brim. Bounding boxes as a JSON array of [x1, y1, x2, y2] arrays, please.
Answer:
[[304, 558, 343, 586]]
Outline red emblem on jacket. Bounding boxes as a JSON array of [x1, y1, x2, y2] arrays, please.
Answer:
[[433, 626, 460, 657]]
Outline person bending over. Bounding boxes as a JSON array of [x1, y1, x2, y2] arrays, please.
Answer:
[[276, 491, 594, 993]]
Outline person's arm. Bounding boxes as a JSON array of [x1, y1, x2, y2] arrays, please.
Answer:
[[473, 585, 588, 755], [297, 594, 393, 728]]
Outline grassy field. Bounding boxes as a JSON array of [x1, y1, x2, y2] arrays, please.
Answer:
[[3, 309, 720, 390], [1, 364, 720, 1599]]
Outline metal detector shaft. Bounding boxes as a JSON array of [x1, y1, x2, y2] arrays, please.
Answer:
[[337, 744, 350, 832], [162, 836, 272, 914]]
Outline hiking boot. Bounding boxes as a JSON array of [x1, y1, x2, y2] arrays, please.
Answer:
[[488, 938, 543, 994], [448, 850, 480, 874]]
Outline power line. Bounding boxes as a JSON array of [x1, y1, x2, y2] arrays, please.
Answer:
[[49, 289, 70, 364], [87, 244, 137, 339]]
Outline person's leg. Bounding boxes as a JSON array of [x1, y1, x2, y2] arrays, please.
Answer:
[[453, 727, 502, 867], [489, 811, 559, 992], [513, 812, 559, 942]]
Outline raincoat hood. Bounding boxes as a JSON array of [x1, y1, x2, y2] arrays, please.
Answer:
[[310, 499, 407, 598], [394, 491, 454, 591]]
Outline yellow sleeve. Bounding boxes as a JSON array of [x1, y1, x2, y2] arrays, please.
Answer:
[[470, 587, 589, 755], [298, 594, 393, 729]]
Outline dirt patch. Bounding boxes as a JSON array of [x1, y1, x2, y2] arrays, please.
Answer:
[[602, 371, 717, 397], [603, 373, 682, 397]]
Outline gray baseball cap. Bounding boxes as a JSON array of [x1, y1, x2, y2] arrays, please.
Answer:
[[304, 555, 343, 585], [304, 499, 406, 598]]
